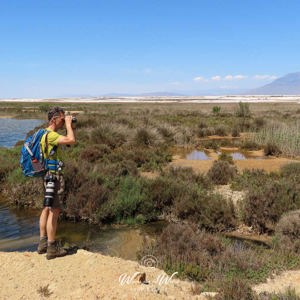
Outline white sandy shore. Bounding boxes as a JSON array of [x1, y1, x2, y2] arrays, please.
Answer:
[[0, 95, 300, 104], [0, 250, 205, 300], [1, 250, 300, 299]]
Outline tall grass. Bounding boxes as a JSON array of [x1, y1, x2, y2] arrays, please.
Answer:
[[252, 121, 300, 157]]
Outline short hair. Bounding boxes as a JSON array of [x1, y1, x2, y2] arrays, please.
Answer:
[[48, 106, 65, 121]]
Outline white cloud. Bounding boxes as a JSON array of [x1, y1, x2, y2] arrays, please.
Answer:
[[193, 76, 206, 81], [253, 75, 277, 80], [234, 74, 247, 80], [224, 74, 247, 81], [211, 75, 221, 81], [224, 75, 234, 81]]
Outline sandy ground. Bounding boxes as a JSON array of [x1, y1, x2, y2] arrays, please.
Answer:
[[2, 250, 300, 299], [253, 270, 300, 295], [170, 155, 298, 173], [0, 250, 206, 300]]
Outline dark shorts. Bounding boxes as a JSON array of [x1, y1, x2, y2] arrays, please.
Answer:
[[43, 173, 65, 209]]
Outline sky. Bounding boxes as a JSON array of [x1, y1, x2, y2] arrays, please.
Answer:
[[0, 0, 299, 97]]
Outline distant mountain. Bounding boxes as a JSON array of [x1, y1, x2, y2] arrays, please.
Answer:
[[103, 91, 185, 97], [249, 72, 300, 95]]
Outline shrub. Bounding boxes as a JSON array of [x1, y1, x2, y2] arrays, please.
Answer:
[[143, 167, 235, 231], [275, 210, 300, 253], [163, 166, 212, 189], [231, 169, 274, 191], [218, 152, 234, 165], [174, 187, 236, 232], [91, 125, 126, 149], [242, 179, 300, 233], [198, 121, 208, 129], [197, 127, 215, 138], [113, 176, 147, 221], [253, 117, 266, 130], [157, 126, 174, 142], [264, 142, 282, 156], [280, 163, 300, 181], [80, 144, 111, 162], [134, 128, 155, 146], [201, 140, 219, 150], [214, 125, 228, 136], [216, 278, 256, 300], [231, 126, 240, 137], [238, 119, 253, 131], [240, 140, 260, 151], [75, 115, 98, 129], [236, 102, 251, 118], [207, 160, 237, 185], [138, 223, 224, 281], [253, 121, 300, 157], [259, 287, 300, 300], [212, 106, 221, 115]]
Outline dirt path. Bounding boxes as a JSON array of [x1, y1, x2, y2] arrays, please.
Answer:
[[0, 250, 206, 300]]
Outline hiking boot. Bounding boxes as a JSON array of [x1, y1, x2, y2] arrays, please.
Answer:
[[37, 237, 48, 254], [46, 241, 67, 260]]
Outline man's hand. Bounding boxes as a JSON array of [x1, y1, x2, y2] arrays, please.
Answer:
[[57, 115, 76, 145], [64, 115, 73, 128]]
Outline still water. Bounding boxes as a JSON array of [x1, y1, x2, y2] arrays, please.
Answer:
[[0, 118, 44, 148], [0, 197, 164, 260], [0, 118, 164, 260]]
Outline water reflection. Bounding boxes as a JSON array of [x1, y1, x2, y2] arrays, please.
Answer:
[[0, 198, 165, 260], [186, 150, 211, 160], [0, 118, 44, 148], [185, 149, 262, 160]]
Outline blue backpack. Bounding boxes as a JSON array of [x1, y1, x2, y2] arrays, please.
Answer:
[[20, 129, 59, 177]]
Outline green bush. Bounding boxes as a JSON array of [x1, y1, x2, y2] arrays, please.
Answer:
[[214, 125, 228, 136], [242, 179, 300, 233], [138, 223, 224, 281], [212, 106, 221, 115], [275, 210, 300, 253], [264, 142, 282, 156], [218, 152, 234, 165], [240, 140, 260, 151], [253, 117, 266, 130], [280, 163, 300, 181], [231, 126, 240, 137], [197, 127, 214, 138], [236, 102, 251, 118], [91, 125, 126, 149], [216, 278, 256, 300], [207, 160, 237, 185], [134, 128, 155, 146]]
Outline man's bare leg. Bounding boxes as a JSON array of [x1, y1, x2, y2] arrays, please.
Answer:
[[37, 207, 50, 254], [46, 208, 67, 259], [39, 207, 49, 238], [47, 208, 61, 242]]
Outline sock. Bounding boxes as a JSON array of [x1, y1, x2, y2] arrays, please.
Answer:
[[40, 236, 47, 241]]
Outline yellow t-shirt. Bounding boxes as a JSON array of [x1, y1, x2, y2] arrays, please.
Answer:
[[40, 128, 62, 162]]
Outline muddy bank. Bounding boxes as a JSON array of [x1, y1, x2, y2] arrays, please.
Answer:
[[0, 250, 205, 300]]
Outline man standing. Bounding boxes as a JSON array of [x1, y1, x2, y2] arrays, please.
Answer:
[[37, 107, 76, 259]]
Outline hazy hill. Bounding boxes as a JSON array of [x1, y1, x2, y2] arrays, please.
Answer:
[[249, 72, 300, 95]]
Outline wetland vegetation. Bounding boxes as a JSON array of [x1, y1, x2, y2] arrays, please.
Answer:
[[1, 101, 300, 298]]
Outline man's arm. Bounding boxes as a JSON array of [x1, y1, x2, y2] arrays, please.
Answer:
[[57, 116, 76, 145]]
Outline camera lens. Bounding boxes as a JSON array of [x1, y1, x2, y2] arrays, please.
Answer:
[[44, 179, 55, 207]]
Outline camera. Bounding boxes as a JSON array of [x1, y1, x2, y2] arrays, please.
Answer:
[[43, 175, 55, 207]]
